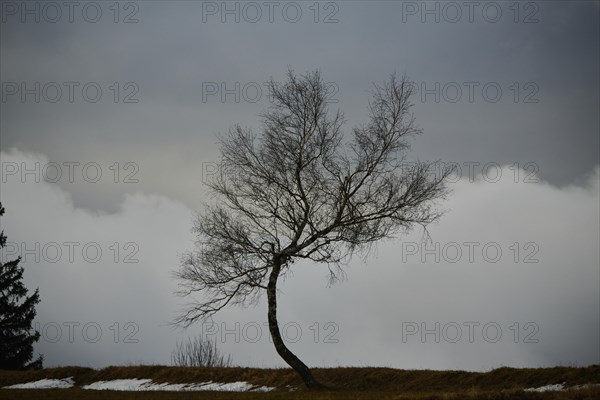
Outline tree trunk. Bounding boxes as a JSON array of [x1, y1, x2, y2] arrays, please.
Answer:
[[267, 260, 322, 389]]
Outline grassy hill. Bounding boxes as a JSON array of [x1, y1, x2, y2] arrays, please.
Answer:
[[1, 365, 599, 399]]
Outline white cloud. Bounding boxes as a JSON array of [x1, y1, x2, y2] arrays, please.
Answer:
[[1, 149, 598, 370]]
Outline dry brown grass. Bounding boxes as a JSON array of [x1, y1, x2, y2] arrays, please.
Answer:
[[2, 387, 600, 400], [0, 365, 599, 399]]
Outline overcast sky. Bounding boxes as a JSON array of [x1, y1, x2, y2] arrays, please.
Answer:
[[0, 1, 598, 370]]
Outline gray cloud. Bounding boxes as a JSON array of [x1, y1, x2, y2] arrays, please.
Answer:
[[1, 1, 598, 214]]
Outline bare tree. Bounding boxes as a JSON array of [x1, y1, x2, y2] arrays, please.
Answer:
[[175, 70, 451, 388], [171, 335, 233, 368]]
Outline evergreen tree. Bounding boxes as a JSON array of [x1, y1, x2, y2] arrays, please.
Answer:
[[0, 202, 43, 370]]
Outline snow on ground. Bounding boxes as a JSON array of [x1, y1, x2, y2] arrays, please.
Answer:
[[4, 377, 74, 389], [4, 377, 273, 392], [523, 383, 600, 392], [5, 378, 599, 393], [82, 379, 152, 391], [81, 379, 273, 392], [524, 383, 565, 392]]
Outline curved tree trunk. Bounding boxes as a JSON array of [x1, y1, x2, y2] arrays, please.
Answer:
[[267, 260, 322, 389]]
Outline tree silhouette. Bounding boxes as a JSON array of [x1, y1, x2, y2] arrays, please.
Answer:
[[0, 202, 43, 370], [176, 70, 450, 388]]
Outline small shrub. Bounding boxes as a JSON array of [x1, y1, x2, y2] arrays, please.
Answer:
[[171, 336, 233, 368]]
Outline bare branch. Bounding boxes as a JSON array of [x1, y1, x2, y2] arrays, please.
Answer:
[[175, 69, 450, 323]]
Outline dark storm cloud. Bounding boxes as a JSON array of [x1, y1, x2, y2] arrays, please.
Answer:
[[1, 1, 598, 212]]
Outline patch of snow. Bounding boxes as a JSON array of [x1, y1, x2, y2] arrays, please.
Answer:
[[524, 383, 600, 392], [4, 377, 74, 389], [82, 379, 152, 391], [81, 379, 273, 392], [195, 381, 272, 392], [524, 383, 565, 392], [135, 382, 192, 391]]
